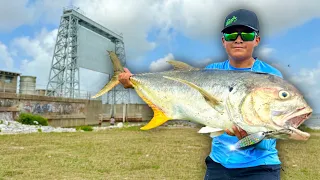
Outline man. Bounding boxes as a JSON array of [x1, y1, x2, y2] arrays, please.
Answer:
[[110, 116, 115, 126], [202, 9, 282, 180], [117, 8, 282, 180]]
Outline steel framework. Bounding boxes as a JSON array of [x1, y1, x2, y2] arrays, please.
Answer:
[[46, 7, 128, 103]]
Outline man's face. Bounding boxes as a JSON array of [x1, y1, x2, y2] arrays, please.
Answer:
[[222, 26, 260, 61]]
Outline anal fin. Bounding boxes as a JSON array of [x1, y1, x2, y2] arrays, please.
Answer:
[[140, 108, 170, 130], [133, 87, 171, 130]]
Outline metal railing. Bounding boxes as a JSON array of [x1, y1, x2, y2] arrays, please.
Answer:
[[0, 85, 105, 100], [63, 5, 86, 16]]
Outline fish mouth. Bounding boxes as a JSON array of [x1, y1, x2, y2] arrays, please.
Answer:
[[285, 110, 312, 128], [281, 107, 313, 140]]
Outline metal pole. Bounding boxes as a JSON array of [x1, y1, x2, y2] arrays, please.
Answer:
[[122, 103, 126, 123]]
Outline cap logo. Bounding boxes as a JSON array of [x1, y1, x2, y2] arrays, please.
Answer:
[[225, 16, 237, 26]]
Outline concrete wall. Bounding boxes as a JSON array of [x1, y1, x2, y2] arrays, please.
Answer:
[[0, 92, 153, 127], [93, 104, 154, 124], [0, 73, 19, 93]]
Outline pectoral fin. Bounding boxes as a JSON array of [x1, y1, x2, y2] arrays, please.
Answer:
[[163, 76, 224, 113], [198, 126, 224, 137], [167, 60, 199, 71]]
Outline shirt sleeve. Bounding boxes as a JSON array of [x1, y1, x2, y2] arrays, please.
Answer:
[[205, 63, 215, 69], [271, 68, 283, 78], [254, 139, 277, 150]]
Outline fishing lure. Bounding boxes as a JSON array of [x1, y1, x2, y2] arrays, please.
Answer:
[[231, 131, 275, 150]]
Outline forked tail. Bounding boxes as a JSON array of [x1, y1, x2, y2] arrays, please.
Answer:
[[91, 51, 124, 99]]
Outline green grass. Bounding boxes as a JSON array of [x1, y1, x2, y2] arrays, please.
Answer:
[[75, 125, 93, 131], [0, 127, 319, 180], [277, 131, 320, 180]]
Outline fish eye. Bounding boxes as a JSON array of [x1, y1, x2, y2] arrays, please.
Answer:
[[279, 90, 290, 99]]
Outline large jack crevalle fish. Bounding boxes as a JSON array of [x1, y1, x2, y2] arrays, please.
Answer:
[[92, 51, 313, 148]]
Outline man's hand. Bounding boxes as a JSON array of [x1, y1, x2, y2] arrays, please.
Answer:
[[118, 68, 133, 88], [226, 125, 248, 140]]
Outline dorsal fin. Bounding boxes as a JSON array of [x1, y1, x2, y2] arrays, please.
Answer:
[[167, 60, 199, 71]]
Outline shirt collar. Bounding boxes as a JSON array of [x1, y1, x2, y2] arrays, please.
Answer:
[[227, 58, 258, 71]]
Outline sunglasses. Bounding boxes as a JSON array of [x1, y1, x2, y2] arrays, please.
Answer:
[[223, 32, 257, 41]]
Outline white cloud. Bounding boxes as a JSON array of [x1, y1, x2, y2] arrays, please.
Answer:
[[149, 53, 175, 72], [125, 0, 320, 41], [167, 0, 320, 39], [0, 42, 14, 70], [290, 63, 320, 87], [268, 62, 287, 74], [256, 46, 274, 58], [32, 0, 71, 25], [0, 0, 35, 32], [2, 0, 320, 61], [66, 0, 320, 63], [0, 0, 69, 32], [11, 28, 58, 88], [192, 58, 213, 68], [289, 61, 320, 112], [149, 53, 213, 72]]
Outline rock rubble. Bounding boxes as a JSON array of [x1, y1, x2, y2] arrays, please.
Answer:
[[0, 119, 76, 135]]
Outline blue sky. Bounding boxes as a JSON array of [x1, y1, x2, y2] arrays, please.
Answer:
[[0, 0, 319, 112]]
